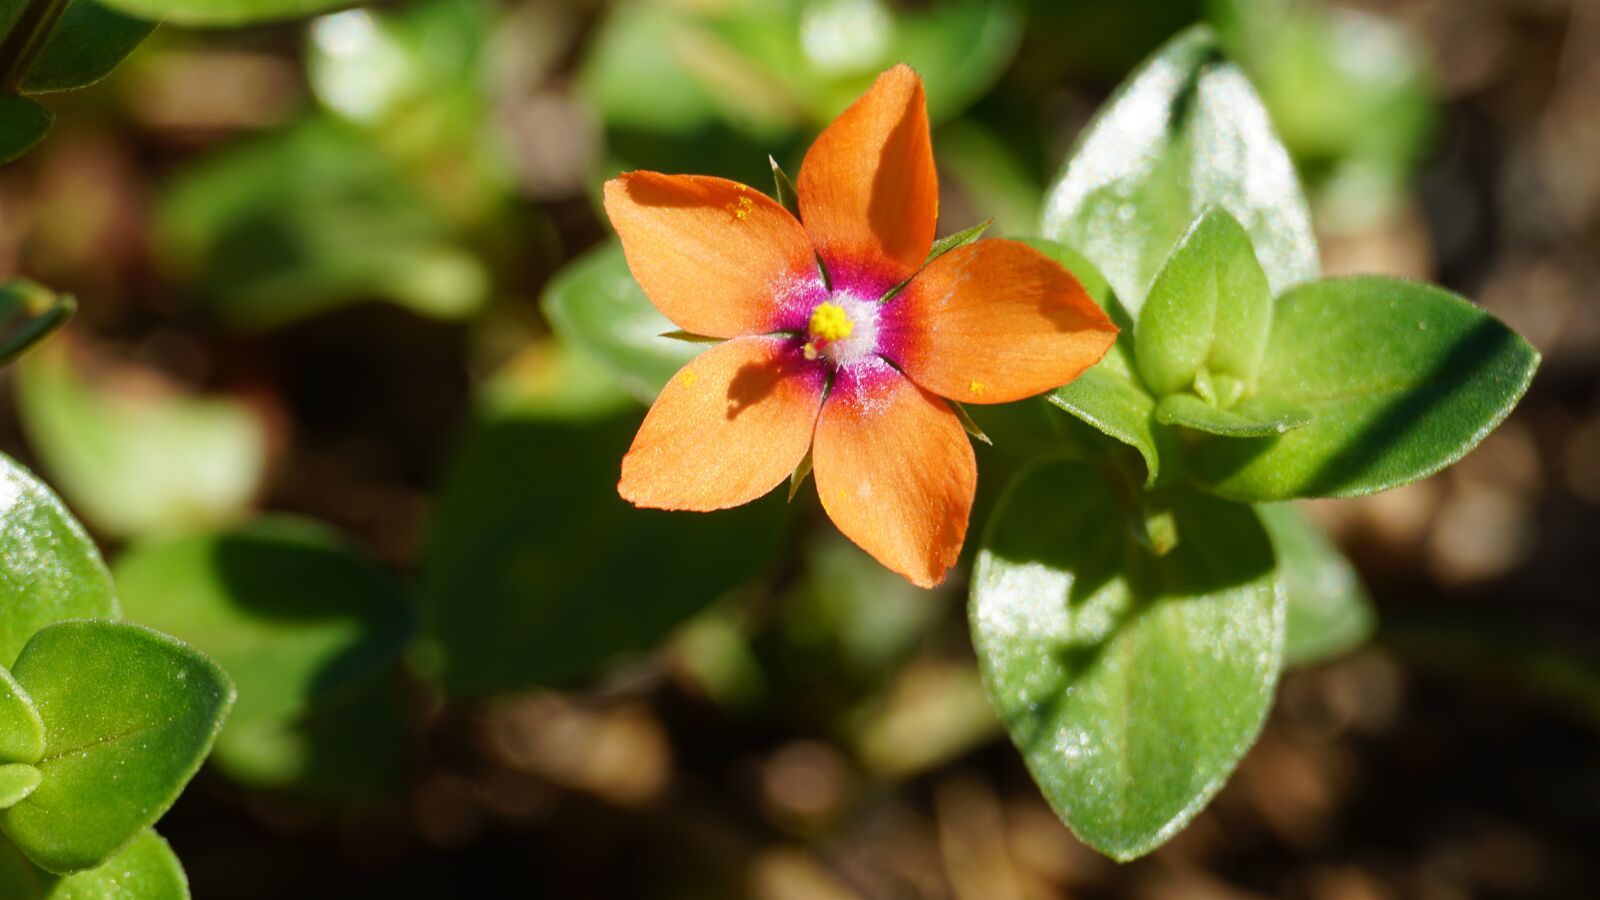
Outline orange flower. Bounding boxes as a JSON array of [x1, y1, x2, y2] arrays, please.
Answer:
[[604, 65, 1118, 587]]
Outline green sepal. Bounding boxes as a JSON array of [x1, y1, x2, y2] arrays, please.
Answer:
[[769, 155, 800, 218], [0, 280, 73, 367]]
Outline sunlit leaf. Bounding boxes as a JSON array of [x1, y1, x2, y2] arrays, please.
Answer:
[[1135, 207, 1272, 396], [0, 765, 39, 809], [0, 667, 44, 764], [0, 829, 189, 899], [1040, 26, 1316, 318], [0, 622, 233, 874], [0, 453, 117, 666], [1186, 277, 1539, 501], [971, 459, 1283, 860]]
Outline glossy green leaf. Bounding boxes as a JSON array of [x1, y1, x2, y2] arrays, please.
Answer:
[[1, 621, 233, 874], [971, 459, 1283, 860], [0, 453, 118, 666], [1259, 504, 1374, 667], [155, 118, 488, 331], [15, 340, 269, 539], [1156, 392, 1310, 437], [0, 829, 189, 899], [112, 517, 414, 741], [94, 0, 355, 26], [0, 765, 39, 808], [542, 241, 706, 402], [0, 280, 73, 368], [21, 0, 156, 94], [1135, 207, 1272, 396], [1187, 277, 1540, 501], [0, 95, 52, 164], [1040, 26, 1316, 317], [0, 667, 44, 764], [420, 345, 787, 698]]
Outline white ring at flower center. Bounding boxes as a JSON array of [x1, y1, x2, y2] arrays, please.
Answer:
[[816, 293, 879, 369]]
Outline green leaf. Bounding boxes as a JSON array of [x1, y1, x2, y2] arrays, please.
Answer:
[[111, 517, 414, 749], [419, 346, 786, 698], [1040, 26, 1316, 317], [0, 95, 52, 164], [94, 0, 355, 26], [154, 118, 488, 331], [1156, 392, 1310, 437], [0, 765, 39, 808], [0, 280, 73, 367], [15, 339, 269, 539], [541, 241, 706, 402], [971, 459, 1283, 860], [0, 829, 190, 899], [21, 1, 156, 94], [1259, 503, 1375, 667], [0, 667, 44, 764], [0, 622, 234, 874], [1135, 207, 1272, 396], [1187, 277, 1540, 501], [0, 453, 118, 666]]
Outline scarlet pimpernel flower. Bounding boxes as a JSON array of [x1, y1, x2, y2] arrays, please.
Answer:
[[603, 65, 1118, 587]]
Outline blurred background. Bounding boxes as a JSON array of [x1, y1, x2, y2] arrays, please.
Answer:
[[2, 0, 1599, 896]]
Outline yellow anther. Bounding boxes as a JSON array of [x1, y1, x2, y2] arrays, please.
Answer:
[[727, 195, 754, 221], [803, 342, 819, 360], [808, 302, 854, 343], [969, 380, 987, 396]]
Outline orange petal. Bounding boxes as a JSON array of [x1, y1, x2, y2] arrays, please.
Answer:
[[883, 239, 1119, 404], [812, 362, 975, 588], [620, 336, 824, 511], [604, 172, 818, 338], [797, 65, 938, 293]]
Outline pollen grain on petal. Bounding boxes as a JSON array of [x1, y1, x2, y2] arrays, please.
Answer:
[[969, 381, 986, 397], [726, 195, 755, 221]]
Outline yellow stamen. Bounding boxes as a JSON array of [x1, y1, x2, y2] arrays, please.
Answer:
[[808, 302, 854, 343]]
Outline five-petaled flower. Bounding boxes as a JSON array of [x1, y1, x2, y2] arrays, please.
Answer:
[[604, 65, 1118, 587]]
